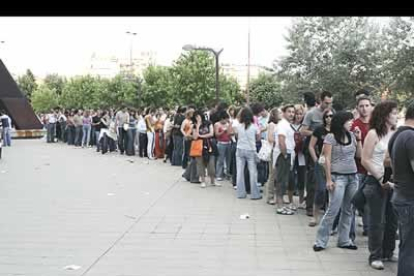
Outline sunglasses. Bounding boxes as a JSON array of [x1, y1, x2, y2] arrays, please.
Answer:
[[325, 114, 333, 118]]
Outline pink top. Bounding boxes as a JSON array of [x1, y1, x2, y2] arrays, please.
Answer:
[[216, 124, 231, 142], [82, 116, 92, 125]]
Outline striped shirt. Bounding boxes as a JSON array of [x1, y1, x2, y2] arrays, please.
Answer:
[[324, 132, 357, 175]]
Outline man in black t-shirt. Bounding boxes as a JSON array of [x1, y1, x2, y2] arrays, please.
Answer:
[[389, 100, 414, 276]]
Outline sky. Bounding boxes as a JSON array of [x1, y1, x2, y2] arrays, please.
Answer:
[[0, 17, 294, 78]]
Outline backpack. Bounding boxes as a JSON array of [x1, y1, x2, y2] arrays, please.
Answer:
[[291, 124, 303, 154]]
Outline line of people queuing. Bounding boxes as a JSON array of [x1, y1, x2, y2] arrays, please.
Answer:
[[40, 90, 414, 276]]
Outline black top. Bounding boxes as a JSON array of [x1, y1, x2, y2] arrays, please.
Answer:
[[92, 116, 101, 132], [312, 125, 329, 157], [173, 114, 185, 136], [389, 126, 414, 203]]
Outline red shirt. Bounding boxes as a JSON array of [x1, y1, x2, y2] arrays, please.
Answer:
[[351, 118, 370, 174]]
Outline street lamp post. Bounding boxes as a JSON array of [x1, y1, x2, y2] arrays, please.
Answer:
[[126, 31, 137, 75], [183, 44, 223, 103]]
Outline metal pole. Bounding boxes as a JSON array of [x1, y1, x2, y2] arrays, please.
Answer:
[[215, 52, 219, 103], [246, 20, 251, 105]]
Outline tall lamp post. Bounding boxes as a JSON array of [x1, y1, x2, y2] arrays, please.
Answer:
[[126, 31, 137, 75], [182, 44, 223, 103]]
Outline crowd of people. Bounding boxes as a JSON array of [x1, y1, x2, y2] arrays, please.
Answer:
[[37, 89, 414, 276]]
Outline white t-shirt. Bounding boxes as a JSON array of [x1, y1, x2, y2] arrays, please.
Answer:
[[277, 118, 295, 154], [137, 117, 147, 133], [48, 113, 57, 124]]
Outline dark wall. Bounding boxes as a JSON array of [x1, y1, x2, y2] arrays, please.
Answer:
[[0, 60, 42, 129]]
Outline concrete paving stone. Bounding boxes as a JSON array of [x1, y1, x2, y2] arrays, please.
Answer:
[[1, 140, 398, 276]]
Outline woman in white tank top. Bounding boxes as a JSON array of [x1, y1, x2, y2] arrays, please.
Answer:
[[265, 108, 281, 205], [361, 101, 399, 270]]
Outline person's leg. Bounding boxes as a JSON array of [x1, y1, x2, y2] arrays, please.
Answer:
[[231, 142, 237, 187], [82, 125, 87, 147], [393, 203, 414, 276], [275, 155, 285, 209], [196, 157, 206, 185], [74, 126, 80, 146], [208, 155, 216, 185], [101, 133, 108, 154], [382, 190, 397, 260], [117, 128, 124, 154], [265, 155, 276, 203], [86, 125, 91, 147], [246, 150, 261, 199], [298, 165, 306, 204], [311, 163, 327, 225], [314, 174, 346, 249], [95, 131, 101, 152], [306, 154, 316, 216], [182, 139, 190, 169], [236, 149, 247, 198], [51, 123, 56, 142], [216, 143, 226, 179], [287, 160, 296, 205], [6, 127, 11, 146], [337, 174, 358, 247], [147, 132, 155, 158], [46, 123, 51, 143]]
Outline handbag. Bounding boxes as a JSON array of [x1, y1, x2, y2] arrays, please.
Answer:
[[257, 139, 272, 161], [351, 179, 366, 214], [123, 123, 129, 131], [189, 139, 203, 157]]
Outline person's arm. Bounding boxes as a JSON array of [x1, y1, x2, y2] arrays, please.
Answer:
[[324, 143, 335, 191], [278, 134, 287, 158], [199, 124, 214, 139], [300, 125, 313, 137], [180, 120, 187, 137], [361, 130, 382, 181], [267, 123, 275, 145], [309, 135, 319, 163], [214, 122, 225, 136], [300, 112, 313, 136], [384, 150, 391, 168], [354, 128, 363, 158]]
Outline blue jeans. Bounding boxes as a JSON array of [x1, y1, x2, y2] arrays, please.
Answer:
[[392, 200, 414, 276], [236, 148, 261, 199], [315, 174, 358, 248], [363, 176, 397, 263], [216, 142, 231, 178], [82, 125, 91, 147], [314, 163, 327, 207], [46, 123, 55, 143], [2, 127, 11, 146], [95, 131, 101, 151]]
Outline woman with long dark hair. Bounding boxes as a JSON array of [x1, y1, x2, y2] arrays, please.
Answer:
[[313, 111, 362, 251], [235, 107, 261, 200], [361, 100, 398, 270], [308, 108, 333, 227], [171, 106, 186, 166]]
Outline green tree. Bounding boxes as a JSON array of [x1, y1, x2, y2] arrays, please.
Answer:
[[170, 51, 216, 107], [249, 73, 284, 108], [43, 74, 67, 96], [141, 65, 173, 108], [31, 85, 59, 113], [277, 17, 383, 108], [60, 75, 101, 109], [17, 69, 38, 102], [379, 17, 414, 104]]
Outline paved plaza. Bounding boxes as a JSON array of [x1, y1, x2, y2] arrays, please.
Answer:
[[0, 140, 398, 276]]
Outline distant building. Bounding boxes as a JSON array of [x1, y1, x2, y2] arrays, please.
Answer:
[[88, 51, 157, 78], [221, 64, 272, 90]]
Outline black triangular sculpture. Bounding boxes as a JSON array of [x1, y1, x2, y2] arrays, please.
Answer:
[[0, 59, 42, 130]]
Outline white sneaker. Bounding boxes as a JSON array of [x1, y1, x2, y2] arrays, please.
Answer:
[[233, 186, 237, 190], [213, 182, 221, 187], [216, 177, 223, 181], [370, 260, 384, 270], [200, 183, 206, 188]]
